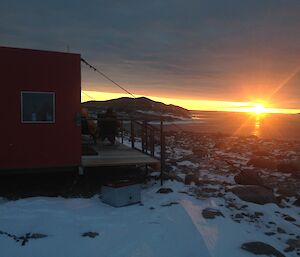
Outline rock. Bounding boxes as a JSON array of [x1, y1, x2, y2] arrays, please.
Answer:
[[202, 208, 224, 219], [226, 202, 239, 209], [254, 211, 264, 218], [283, 215, 296, 222], [241, 241, 285, 257], [252, 150, 269, 156], [179, 191, 189, 195], [184, 173, 198, 185], [201, 187, 218, 193], [286, 238, 300, 249], [192, 146, 209, 159], [265, 232, 276, 236], [214, 142, 227, 150], [217, 192, 225, 197], [162, 173, 184, 183], [164, 164, 175, 173], [247, 157, 277, 170], [235, 213, 243, 219], [21, 238, 29, 246], [277, 160, 300, 175], [277, 227, 286, 234], [230, 186, 277, 205], [82, 232, 99, 238], [293, 197, 300, 207], [30, 233, 47, 239], [193, 188, 209, 199], [277, 162, 291, 173], [156, 188, 173, 194], [160, 201, 179, 207], [283, 246, 295, 253], [234, 170, 262, 186], [277, 187, 297, 198]]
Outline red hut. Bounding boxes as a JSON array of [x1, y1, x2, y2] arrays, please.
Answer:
[[0, 46, 81, 171]]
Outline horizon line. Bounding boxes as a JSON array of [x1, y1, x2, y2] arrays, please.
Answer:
[[81, 90, 300, 115]]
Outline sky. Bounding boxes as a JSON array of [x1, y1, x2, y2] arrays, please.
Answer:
[[1, 0, 300, 113]]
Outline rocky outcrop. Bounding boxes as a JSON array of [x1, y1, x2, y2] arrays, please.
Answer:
[[286, 238, 300, 251], [184, 173, 199, 185], [277, 160, 300, 177], [82, 232, 99, 238], [202, 208, 224, 219], [156, 188, 173, 194], [247, 157, 277, 170], [293, 197, 300, 206], [241, 241, 285, 257], [230, 185, 277, 205], [82, 97, 190, 119], [192, 146, 210, 159], [234, 170, 262, 186]]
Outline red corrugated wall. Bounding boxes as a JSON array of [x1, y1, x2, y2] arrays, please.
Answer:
[[0, 46, 81, 170]]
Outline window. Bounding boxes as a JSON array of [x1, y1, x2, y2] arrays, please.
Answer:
[[21, 91, 55, 123]]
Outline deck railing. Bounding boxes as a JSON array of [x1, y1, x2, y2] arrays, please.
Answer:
[[119, 118, 165, 184], [86, 117, 166, 184]]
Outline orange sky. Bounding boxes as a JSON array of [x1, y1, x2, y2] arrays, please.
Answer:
[[81, 59, 300, 114], [81, 90, 300, 114]]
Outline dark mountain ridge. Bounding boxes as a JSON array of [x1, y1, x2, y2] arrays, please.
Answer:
[[82, 97, 190, 118]]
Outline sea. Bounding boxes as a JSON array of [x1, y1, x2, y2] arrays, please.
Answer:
[[168, 111, 300, 141]]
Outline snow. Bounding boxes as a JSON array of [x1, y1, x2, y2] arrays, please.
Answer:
[[0, 182, 211, 257], [1, 131, 300, 257], [2, 177, 297, 257], [177, 160, 199, 168], [181, 190, 299, 257]]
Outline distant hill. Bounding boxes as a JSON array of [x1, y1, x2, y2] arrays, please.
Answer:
[[82, 97, 190, 119]]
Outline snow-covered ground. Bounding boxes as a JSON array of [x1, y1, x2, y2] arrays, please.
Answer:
[[1, 178, 298, 257], [1, 131, 300, 257], [0, 181, 210, 257]]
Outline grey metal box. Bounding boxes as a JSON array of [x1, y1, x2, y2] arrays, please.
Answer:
[[102, 181, 141, 207]]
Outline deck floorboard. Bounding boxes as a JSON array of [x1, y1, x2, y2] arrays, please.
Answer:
[[81, 143, 160, 168]]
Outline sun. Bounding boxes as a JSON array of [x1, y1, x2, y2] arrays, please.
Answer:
[[252, 103, 266, 114]]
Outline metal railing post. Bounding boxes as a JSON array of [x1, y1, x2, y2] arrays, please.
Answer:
[[141, 121, 147, 153], [131, 119, 135, 149], [120, 119, 124, 144], [150, 129, 154, 156], [160, 117, 165, 186], [145, 121, 148, 154]]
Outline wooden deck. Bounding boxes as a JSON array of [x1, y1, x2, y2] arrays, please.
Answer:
[[81, 143, 160, 168]]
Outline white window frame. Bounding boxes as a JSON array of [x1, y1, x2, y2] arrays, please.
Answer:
[[21, 91, 56, 124]]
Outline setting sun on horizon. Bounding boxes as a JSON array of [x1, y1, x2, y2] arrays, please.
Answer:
[[81, 90, 300, 115], [252, 103, 266, 114]]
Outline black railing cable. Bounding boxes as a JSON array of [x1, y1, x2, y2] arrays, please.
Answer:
[[81, 58, 136, 99], [82, 91, 96, 101]]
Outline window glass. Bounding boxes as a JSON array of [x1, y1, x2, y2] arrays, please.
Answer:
[[21, 92, 55, 123]]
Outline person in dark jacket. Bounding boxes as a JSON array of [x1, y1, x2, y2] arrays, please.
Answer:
[[99, 108, 118, 145]]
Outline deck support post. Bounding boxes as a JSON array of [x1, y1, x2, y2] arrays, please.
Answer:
[[150, 129, 154, 156], [160, 118, 165, 186], [131, 119, 135, 149], [142, 121, 147, 153], [120, 119, 124, 144], [144, 121, 148, 154], [78, 166, 84, 176]]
